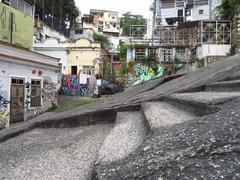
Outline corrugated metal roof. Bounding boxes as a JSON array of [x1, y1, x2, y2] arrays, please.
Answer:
[[0, 41, 60, 67]]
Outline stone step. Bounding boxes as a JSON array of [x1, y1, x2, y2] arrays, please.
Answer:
[[205, 80, 240, 92], [163, 92, 240, 116], [142, 102, 196, 130], [96, 111, 147, 164]]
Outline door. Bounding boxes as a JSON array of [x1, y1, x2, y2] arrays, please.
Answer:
[[10, 78, 25, 124]]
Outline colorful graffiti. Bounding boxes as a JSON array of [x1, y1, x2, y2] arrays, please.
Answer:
[[42, 80, 57, 103], [129, 64, 164, 86], [62, 75, 92, 96], [24, 77, 58, 118], [0, 93, 10, 128]]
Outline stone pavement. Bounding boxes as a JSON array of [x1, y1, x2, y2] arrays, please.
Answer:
[[0, 124, 113, 179], [0, 55, 240, 179]]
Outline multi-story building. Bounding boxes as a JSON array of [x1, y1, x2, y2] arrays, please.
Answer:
[[126, 0, 232, 86], [90, 9, 120, 35], [151, 0, 221, 27]]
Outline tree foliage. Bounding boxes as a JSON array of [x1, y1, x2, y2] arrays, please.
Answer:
[[120, 12, 147, 36], [215, 0, 240, 20], [93, 33, 111, 51], [36, 0, 79, 23], [118, 41, 128, 77]]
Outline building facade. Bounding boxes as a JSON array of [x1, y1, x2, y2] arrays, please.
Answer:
[[0, 1, 34, 49], [151, 0, 221, 27], [125, 0, 232, 86], [0, 41, 60, 128], [67, 38, 101, 76], [33, 38, 68, 74], [90, 9, 120, 35]]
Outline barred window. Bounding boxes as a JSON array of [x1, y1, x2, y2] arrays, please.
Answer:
[[82, 66, 95, 75], [31, 80, 41, 107]]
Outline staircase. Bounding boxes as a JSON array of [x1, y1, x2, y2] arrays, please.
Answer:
[[1, 78, 240, 180], [93, 78, 240, 179]]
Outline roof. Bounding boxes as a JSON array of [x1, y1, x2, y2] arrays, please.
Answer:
[[90, 9, 119, 14], [0, 41, 60, 68]]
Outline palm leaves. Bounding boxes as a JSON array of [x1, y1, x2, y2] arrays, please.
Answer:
[[215, 0, 240, 20]]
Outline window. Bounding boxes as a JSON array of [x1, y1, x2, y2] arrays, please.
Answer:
[[135, 48, 146, 61], [11, 78, 24, 85], [31, 80, 41, 107], [162, 49, 173, 62], [75, 29, 83, 34], [71, 66, 78, 75], [199, 10, 204, 15], [82, 66, 95, 75], [185, 8, 191, 17], [178, 9, 184, 17]]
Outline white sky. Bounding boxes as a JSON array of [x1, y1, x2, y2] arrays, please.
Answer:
[[75, 0, 151, 18]]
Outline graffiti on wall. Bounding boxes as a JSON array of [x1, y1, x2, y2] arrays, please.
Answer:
[[62, 75, 93, 96], [25, 77, 58, 118], [0, 82, 10, 128], [128, 63, 164, 86], [42, 79, 57, 104]]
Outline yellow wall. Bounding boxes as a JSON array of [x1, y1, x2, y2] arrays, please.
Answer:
[[67, 38, 101, 74], [0, 2, 33, 49]]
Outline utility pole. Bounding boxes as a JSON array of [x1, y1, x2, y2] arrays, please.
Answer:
[[51, 1, 54, 28], [152, 0, 157, 46], [42, 0, 45, 21]]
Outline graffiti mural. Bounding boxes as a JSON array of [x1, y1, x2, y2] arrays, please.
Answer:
[[24, 77, 58, 118], [0, 82, 10, 128], [42, 80, 57, 104], [62, 75, 93, 96], [128, 63, 164, 86]]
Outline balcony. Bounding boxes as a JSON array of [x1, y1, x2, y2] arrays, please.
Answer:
[[2, 0, 33, 16]]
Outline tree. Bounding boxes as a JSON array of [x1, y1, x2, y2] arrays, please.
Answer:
[[93, 33, 111, 51], [118, 41, 128, 77], [120, 12, 147, 36], [215, 0, 240, 20]]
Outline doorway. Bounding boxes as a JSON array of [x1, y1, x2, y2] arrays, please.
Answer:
[[10, 78, 25, 124]]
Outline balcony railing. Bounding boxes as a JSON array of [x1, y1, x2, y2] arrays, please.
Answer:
[[2, 0, 33, 16]]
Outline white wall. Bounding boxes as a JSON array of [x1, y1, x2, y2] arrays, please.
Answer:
[[33, 38, 68, 74], [191, 5, 210, 21], [0, 58, 59, 127], [41, 25, 67, 42], [200, 44, 231, 58]]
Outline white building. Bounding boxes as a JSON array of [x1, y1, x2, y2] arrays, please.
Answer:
[[33, 38, 68, 74], [0, 41, 60, 128], [152, 0, 221, 26]]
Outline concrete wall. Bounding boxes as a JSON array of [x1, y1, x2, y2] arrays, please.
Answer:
[[200, 44, 231, 59], [191, 5, 210, 21], [41, 25, 67, 42], [0, 59, 59, 128], [0, 2, 33, 49], [33, 38, 68, 74]]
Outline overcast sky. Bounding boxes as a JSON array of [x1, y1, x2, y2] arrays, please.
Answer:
[[75, 0, 151, 18]]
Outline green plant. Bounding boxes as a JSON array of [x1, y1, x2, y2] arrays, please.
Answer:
[[120, 12, 147, 36], [134, 44, 149, 49], [47, 103, 58, 112], [230, 44, 236, 55], [93, 33, 111, 51]]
